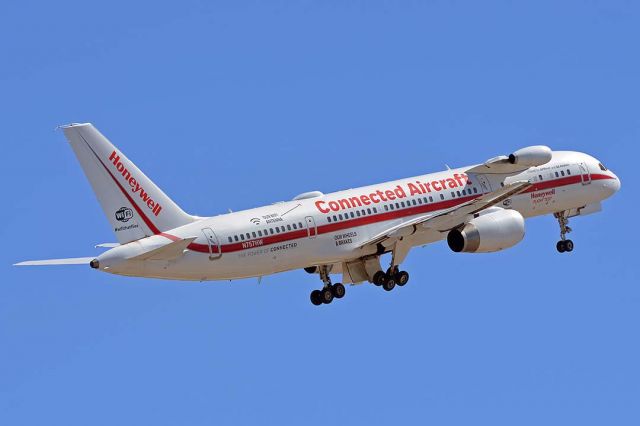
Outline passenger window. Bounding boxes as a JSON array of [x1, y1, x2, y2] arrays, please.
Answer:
[[350, 212, 355, 218], [429, 196, 434, 202], [357, 210, 362, 216], [228, 237, 233, 243], [440, 194, 444, 200], [555, 171, 559, 177], [560, 170, 565, 176], [234, 235, 239, 242], [566, 169, 571, 175], [338, 214, 343, 220], [333, 215, 337, 222], [367, 208, 372, 214], [390, 204, 394, 210], [287, 225, 292, 231], [451, 192, 455, 198], [246, 233, 250, 239], [400, 201, 405, 208], [327, 216, 332, 223], [473, 188, 477, 194], [252, 232, 257, 238], [384, 205, 388, 211], [456, 190, 461, 196], [270, 228, 274, 234], [395, 203, 400, 209], [417, 198, 422, 205], [240, 234, 245, 240], [373, 207, 378, 213], [539, 174, 543, 180], [412, 200, 417, 206]]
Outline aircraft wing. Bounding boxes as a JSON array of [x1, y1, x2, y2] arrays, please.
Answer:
[[357, 180, 532, 248]]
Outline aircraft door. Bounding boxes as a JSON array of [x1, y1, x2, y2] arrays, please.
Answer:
[[579, 162, 591, 185], [305, 216, 317, 238], [201, 227, 222, 260]]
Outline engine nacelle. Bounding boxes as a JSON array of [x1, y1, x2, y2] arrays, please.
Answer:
[[508, 145, 552, 168], [447, 209, 525, 253]]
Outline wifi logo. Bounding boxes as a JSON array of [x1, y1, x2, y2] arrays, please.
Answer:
[[250, 218, 261, 225]]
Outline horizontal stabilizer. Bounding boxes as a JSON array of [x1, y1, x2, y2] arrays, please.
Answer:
[[14, 257, 94, 266], [128, 237, 198, 261]]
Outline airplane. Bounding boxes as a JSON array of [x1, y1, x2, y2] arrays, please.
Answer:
[[15, 123, 621, 306]]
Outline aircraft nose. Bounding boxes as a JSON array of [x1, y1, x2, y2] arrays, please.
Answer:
[[603, 171, 621, 196], [611, 172, 621, 192]]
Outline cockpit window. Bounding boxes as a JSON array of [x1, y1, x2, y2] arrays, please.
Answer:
[[598, 162, 608, 171]]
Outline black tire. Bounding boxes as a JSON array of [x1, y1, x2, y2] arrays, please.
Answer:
[[396, 271, 409, 286], [332, 283, 346, 299], [372, 271, 386, 286], [310, 290, 322, 306], [556, 241, 566, 253], [382, 278, 396, 291], [321, 287, 334, 304], [564, 240, 574, 252]]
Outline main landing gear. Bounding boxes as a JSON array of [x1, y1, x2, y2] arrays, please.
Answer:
[[310, 265, 346, 306], [372, 266, 409, 291], [554, 211, 574, 253]]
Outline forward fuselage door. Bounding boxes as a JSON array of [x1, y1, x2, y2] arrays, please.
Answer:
[[305, 216, 317, 238], [579, 162, 591, 185], [201, 227, 222, 260]]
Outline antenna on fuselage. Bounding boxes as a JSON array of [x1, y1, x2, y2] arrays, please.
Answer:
[[445, 164, 451, 170]]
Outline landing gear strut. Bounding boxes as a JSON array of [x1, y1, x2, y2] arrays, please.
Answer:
[[310, 266, 345, 306], [554, 211, 574, 253]]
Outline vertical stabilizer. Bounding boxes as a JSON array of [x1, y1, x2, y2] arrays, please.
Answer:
[[61, 123, 195, 244]]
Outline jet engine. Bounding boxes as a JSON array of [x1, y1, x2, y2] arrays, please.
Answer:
[[508, 145, 552, 167], [447, 209, 525, 253]]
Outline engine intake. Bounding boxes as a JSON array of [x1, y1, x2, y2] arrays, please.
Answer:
[[447, 209, 525, 253]]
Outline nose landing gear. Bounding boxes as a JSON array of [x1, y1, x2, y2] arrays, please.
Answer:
[[554, 211, 574, 253], [310, 265, 346, 306]]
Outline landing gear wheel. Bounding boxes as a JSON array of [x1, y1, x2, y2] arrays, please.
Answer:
[[310, 290, 322, 306], [564, 240, 574, 252], [332, 283, 346, 299], [396, 271, 409, 286], [556, 241, 566, 253], [321, 287, 334, 304], [382, 278, 396, 291], [372, 271, 386, 286]]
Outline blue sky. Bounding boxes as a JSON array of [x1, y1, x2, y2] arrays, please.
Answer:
[[1, 1, 638, 424]]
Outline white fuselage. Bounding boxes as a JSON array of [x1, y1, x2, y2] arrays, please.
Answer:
[[96, 151, 619, 281]]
